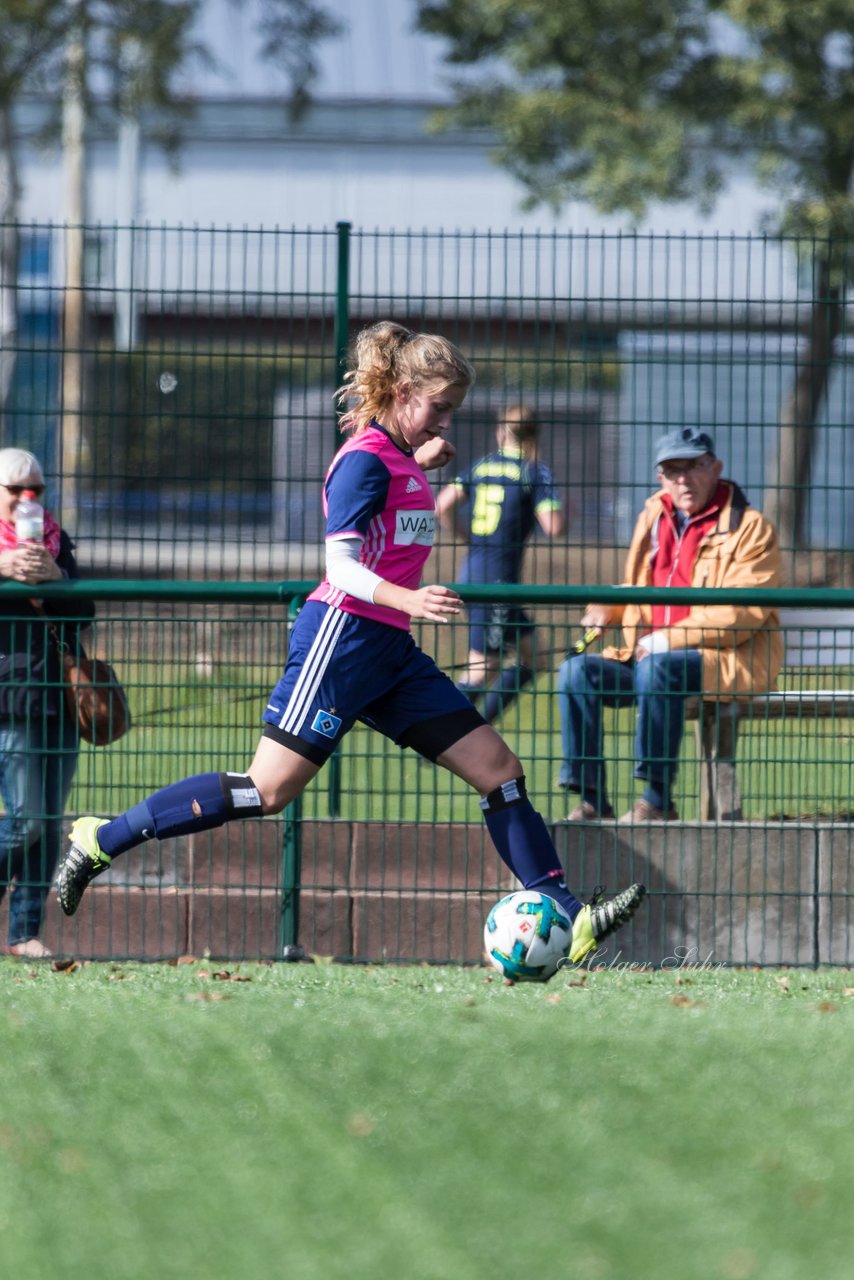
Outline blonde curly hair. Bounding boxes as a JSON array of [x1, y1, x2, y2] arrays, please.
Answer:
[[336, 321, 475, 434]]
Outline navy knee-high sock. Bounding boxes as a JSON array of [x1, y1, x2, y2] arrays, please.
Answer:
[[480, 777, 582, 920], [96, 772, 263, 859]]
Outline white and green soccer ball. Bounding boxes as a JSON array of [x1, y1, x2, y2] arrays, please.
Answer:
[[483, 890, 574, 982]]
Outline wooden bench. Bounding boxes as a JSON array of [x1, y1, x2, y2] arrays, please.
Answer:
[[688, 609, 854, 820]]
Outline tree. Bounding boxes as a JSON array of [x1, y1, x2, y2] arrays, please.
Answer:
[[251, 0, 343, 120], [0, 1, 74, 432], [0, 0, 343, 450], [417, 0, 854, 551]]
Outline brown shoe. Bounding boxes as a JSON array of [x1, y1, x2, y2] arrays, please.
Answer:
[[619, 799, 678, 824], [567, 801, 615, 822]]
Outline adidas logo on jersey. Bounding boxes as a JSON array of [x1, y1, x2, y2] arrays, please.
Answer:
[[405, 476, 423, 494]]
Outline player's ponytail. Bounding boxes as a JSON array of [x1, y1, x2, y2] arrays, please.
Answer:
[[337, 321, 474, 434]]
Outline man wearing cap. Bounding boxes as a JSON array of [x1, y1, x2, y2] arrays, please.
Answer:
[[556, 427, 783, 823]]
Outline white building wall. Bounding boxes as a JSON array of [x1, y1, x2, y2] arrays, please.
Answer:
[[19, 121, 777, 238], [14, 0, 779, 240]]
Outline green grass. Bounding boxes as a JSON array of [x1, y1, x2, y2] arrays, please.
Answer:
[[2, 961, 853, 1280]]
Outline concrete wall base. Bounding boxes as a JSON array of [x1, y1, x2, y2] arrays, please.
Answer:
[[2, 818, 851, 967]]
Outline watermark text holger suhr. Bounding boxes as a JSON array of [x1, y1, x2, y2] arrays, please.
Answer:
[[558, 945, 725, 973]]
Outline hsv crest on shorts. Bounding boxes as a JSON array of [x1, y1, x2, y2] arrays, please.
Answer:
[[311, 709, 342, 738]]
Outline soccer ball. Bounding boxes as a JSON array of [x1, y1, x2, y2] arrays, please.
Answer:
[[483, 890, 574, 982]]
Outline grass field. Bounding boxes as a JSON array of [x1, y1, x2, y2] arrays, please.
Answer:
[[2, 959, 852, 1280]]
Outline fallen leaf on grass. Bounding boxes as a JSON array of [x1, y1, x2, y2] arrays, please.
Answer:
[[721, 1246, 758, 1279], [57, 1148, 87, 1175], [817, 1001, 838, 1013], [186, 990, 228, 1002], [346, 1113, 376, 1137], [670, 994, 706, 1009], [793, 1183, 823, 1209], [51, 959, 78, 973], [211, 970, 252, 982]]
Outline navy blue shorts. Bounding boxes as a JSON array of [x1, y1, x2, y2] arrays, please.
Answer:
[[468, 602, 535, 656], [262, 601, 484, 765]]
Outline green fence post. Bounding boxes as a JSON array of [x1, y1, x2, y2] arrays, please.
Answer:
[[280, 791, 304, 961], [281, 594, 306, 960], [335, 220, 351, 392], [326, 220, 351, 820]]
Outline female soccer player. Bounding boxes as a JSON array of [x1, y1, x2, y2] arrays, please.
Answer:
[[57, 322, 644, 963]]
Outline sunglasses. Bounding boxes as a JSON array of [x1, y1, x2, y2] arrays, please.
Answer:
[[657, 456, 713, 480], [2, 484, 45, 497]]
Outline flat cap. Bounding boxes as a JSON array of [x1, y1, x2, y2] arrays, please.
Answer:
[[655, 428, 715, 467]]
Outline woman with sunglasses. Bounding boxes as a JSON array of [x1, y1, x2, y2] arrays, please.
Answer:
[[0, 448, 94, 957]]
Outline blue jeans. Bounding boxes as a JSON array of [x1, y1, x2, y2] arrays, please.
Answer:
[[557, 650, 703, 812], [0, 713, 79, 944]]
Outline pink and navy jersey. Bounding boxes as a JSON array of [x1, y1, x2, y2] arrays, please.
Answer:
[[308, 423, 435, 630]]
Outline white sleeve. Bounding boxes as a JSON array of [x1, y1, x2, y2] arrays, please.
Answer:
[[636, 630, 671, 655], [325, 535, 384, 604]]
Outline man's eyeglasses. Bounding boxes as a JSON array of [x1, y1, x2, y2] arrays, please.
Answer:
[[658, 456, 713, 481], [2, 484, 45, 497]]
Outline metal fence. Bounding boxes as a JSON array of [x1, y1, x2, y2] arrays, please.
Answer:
[[1, 223, 853, 965], [0, 582, 852, 968], [2, 222, 852, 582]]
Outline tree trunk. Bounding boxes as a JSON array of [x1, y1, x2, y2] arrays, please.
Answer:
[[115, 37, 143, 351], [764, 253, 843, 552], [59, 22, 87, 524], [0, 102, 20, 437]]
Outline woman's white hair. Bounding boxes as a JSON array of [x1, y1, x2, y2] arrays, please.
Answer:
[[0, 448, 44, 487]]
